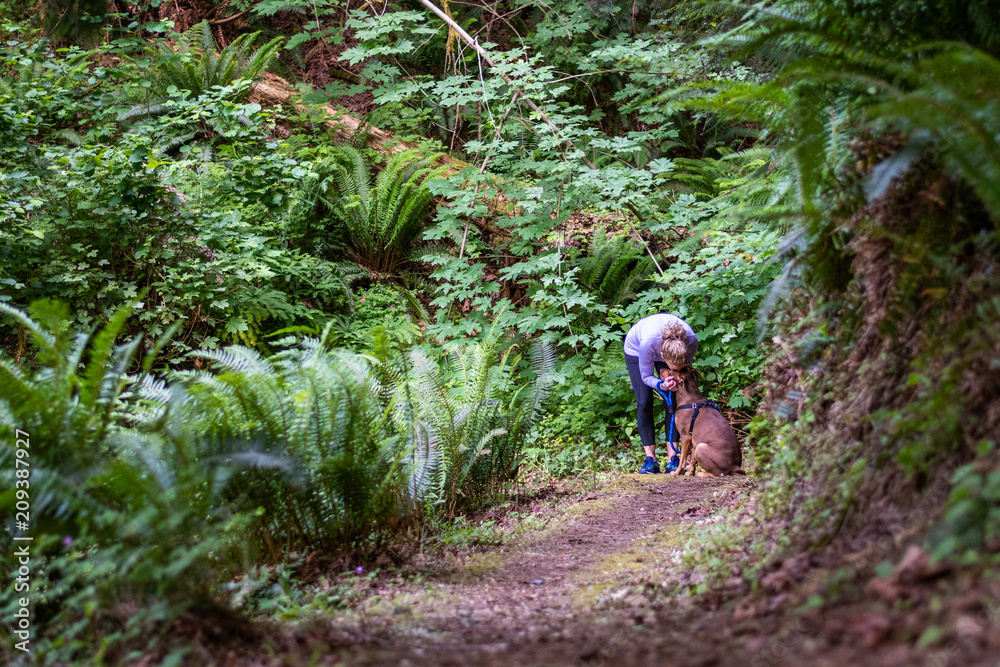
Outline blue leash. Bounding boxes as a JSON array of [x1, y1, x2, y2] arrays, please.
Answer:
[[654, 381, 677, 456]]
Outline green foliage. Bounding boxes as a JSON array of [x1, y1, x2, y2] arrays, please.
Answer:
[[117, 82, 273, 160], [1, 134, 346, 352], [132, 21, 282, 102], [540, 346, 633, 445], [115, 22, 283, 159], [127, 319, 556, 557], [318, 4, 785, 485], [0, 300, 147, 537], [40, 0, 108, 45], [0, 301, 281, 660], [397, 333, 556, 516], [0, 2, 33, 27], [867, 47, 1000, 222], [0, 32, 356, 354], [0, 296, 555, 658], [331, 2, 782, 379], [574, 228, 654, 308], [932, 445, 1000, 563], [696, 0, 1000, 566], [293, 146, 446, 275], [336, 283, 414, 347], [3, 3, 911, 648], [174, 335, 414, 558]]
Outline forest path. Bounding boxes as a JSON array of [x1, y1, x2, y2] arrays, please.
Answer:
[[331, 474, 737, 666], [270, 473, 983, 667]]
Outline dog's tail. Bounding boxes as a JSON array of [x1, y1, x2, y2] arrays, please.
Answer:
[[660, 322, 689, 368], [733, 468, 747, 475]]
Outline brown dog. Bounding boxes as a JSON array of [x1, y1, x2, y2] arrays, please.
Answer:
[[658, 366, 745, 477]]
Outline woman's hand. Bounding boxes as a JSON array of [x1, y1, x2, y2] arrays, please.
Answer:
[[657, 371, 680, 392]]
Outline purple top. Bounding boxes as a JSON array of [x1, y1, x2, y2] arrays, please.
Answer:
[[623, 313, 698, 389]]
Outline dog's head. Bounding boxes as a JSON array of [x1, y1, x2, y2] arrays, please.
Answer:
[[656, 362, 699, 389]]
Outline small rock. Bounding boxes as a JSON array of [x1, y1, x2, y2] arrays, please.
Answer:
[[761, 569, 791, 592], [732, 599, 756, 623], [532, 579, 544, 585], [850, 612, 892, 648], [865, 577, 904, 603], [954, 614, 984, 640]]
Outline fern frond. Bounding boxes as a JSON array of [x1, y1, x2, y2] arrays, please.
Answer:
[[190, 346, 275, 376]]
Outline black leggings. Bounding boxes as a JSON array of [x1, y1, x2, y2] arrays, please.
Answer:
[[625, 353, 679, 452]]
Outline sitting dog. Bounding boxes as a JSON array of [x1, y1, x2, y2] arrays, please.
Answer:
[[657, 365, 745, 477]]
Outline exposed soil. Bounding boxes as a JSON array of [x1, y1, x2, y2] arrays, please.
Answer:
[[320, 474, 727, 666], [217, 474, 997, 667]]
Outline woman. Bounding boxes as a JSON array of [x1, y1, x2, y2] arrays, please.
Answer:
[[623, 313, 698, 474]]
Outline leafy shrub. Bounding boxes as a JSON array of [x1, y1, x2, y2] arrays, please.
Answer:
[[132, 321, 556, 558], [932, 446, 1000, 562], [352, 284, 414, 336], [542, 346, 634, 445], [172, 335, 417, 560], [0, 33, 357, 354], [289, 146, 445, 275], [574, 227, 654, 308], [1, 134, 351, 352], [697, 0, 1000, 566], [398, 334, 556, 516], [127, 21, 282, 103], [0, 301, 278, 661], [617, 228, 780, 408], [0, 295, 556, 659], [39, 0, 107, 44]]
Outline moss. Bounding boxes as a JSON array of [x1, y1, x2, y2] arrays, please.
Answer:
[[570, 489, 711, 606], [454, 551, 508, 580]]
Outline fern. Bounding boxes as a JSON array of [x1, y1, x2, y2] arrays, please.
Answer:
[[869, 47, 1000, 221], [175, 337, 413, 556], [397, 335, 554, 516], [576, 227, 654, 307], [0, 301, 294, 643], [151, 22, 283, 101], [289, 147, 447, 274], [113, 22, 283, 159]]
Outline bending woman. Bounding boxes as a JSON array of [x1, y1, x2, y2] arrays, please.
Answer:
[[623, 313, 698, 474]]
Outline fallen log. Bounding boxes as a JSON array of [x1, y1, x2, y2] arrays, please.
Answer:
[[251, 73, 471, 173], [250, 72, 513, 238]]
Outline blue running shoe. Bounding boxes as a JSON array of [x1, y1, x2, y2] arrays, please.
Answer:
[[663, 455, 680, 474], [638, 456, 661, 474]]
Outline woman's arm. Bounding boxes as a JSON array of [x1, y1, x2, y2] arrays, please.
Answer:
[[638, 338, 666, 389]]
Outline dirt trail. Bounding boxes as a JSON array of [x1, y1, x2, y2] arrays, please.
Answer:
[[331, 475, 733, 666], [265, 474, 999, 667]]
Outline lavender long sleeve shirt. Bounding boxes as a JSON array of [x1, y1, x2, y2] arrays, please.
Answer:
[[623, 313, 698, 389]]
